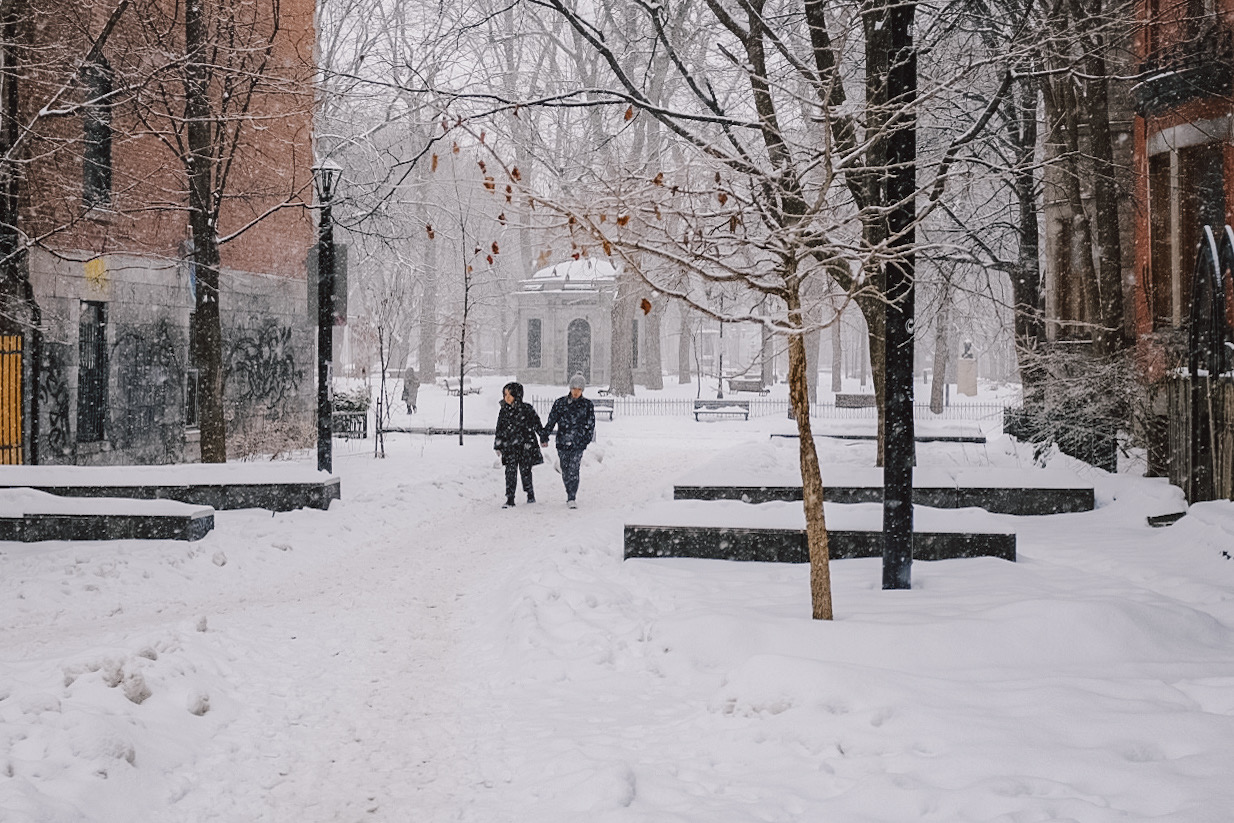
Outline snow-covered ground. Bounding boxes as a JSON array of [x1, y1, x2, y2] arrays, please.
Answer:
[[3, 375, 1234, 822]]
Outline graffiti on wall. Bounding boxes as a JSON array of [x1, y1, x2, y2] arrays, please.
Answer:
[[226, 319, 302, 413], [38, 343, 72, 457], [114, 320, 184, 454]]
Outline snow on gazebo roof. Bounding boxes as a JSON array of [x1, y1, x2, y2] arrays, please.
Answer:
[[531, 257, 618, 281]]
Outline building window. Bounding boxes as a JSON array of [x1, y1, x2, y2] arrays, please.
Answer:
[[77, 301, 107, 442], [1147, 141, 1225, 329], [527, 318, 542, 368], [631, 317, 639, 369], [82, 58, 113, 209]]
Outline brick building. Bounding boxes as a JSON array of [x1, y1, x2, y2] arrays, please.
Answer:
[[1132, 0, 1233, 347], [0, 0, 318, 465], [1130, 0, 1234, 481]]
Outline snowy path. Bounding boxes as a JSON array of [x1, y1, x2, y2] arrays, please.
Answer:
[[0, 421, 737, 821], [5, 413, 1234, 821]]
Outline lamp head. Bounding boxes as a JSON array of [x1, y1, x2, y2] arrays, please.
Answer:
[[312, 156, 343, 202]]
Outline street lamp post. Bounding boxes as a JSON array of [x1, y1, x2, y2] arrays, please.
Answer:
[[313, 157, 342, 473], [882, 0, 918, 590]]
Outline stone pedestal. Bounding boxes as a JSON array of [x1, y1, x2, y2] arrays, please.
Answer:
[[957, 358, 978, 396]]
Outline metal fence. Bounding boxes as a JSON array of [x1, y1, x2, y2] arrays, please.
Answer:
[[527, 395, 1009, 422]]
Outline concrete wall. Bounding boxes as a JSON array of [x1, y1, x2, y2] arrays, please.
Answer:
[[28, 249, 312, 465]]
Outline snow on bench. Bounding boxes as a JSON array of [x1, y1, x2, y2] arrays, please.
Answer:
[[672, 446, 1093, 515], [443, 377, 481, 396], [0, 463, 340, 512], [592, 397, 615, 420], [0, 488, 214, 542], [770, 418, 987, 443], [693, 399, 751, 421], [727, 378, 769, 395], [834, 393, 878, 408], [623, 499, 1016, 563]]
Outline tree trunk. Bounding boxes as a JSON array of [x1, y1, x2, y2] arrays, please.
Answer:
[[854, 293, 887, 465], [930, 294, 950, 414], [609, 270, 636, 395], [1010, 74, 1046, 391], [1080, 8, 1127, 354], [643, 297, 664, 390], [786, 305, 832, 620], [1042, 58, 1101, 341], [762, 320, 776, 387], [677, 304, 692, 384], [831, 318, 842, 393], [186, 0, 226, 462], [418, 224, 438, 379], [805, 328, 820, 403]]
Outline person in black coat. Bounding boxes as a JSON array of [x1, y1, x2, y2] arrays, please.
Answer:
[[494, 381, 544, 508], [540, 373, 596, 509]]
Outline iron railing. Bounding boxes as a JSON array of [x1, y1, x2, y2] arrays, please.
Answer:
[[527, 395, 1010, 422]]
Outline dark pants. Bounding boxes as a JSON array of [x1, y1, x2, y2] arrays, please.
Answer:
[[505, 461, 535, 502], [558, 448, 584, 500]]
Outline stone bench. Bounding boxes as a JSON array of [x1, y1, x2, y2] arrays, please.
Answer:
[[0, 464, 340, 512], [623, 500, 1015, 562], [673, 465, 1093, 515], [0, 489, 214, 542], [693, 399, 751, 421]]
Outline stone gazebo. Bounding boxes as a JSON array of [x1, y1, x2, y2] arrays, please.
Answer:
[[514, 258, 618, 387]]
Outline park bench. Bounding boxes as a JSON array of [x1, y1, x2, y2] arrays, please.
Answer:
[[592, 397, 615, 420], [693, 399, 751, 421], [331, 411, 368, 439], [443, 377, 481, 396], [727, 378, 769, 395], [835, 393, 878, 408]]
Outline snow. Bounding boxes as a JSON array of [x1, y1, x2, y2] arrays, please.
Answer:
[[0, 489, 213, 518], [529, 257, 619, 282], [0, 463, 334, 487], [628, 499, 1013, 534], [3, 374, 1233, 821]]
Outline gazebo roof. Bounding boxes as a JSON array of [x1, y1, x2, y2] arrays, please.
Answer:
[[521, 258, 619, 292]]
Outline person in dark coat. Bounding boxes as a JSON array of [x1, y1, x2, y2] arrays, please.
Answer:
[[540, 373, 596, 509], [494, 381, 544, 508], [401, 366, 420, 414]]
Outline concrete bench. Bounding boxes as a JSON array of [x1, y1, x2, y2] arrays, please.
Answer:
[[0, 489, 214, 542], [624, 500, 1015, 562], [673, 465, 1093, 515], [592, 397, 615, 420], [693, 399, 751, 421], [0, 464, 340, 512], [727, 378, 769, 395]]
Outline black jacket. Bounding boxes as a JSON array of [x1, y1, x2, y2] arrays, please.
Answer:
[[494, 401, 545, 466], [542, 395, 595, 450]]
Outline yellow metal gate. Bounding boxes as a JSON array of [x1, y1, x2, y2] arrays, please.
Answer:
[[0, 335, 22, 464]]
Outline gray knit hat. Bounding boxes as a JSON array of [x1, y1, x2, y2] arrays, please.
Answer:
[[569, 373, 586, 390]]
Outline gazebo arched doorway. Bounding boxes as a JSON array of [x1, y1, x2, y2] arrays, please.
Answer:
[[566, 318, 592, 383]]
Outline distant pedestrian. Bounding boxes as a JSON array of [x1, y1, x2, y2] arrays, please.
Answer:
[[494, 381, 543, 508], [401, 367, 420, 414], [540, 373, 596, 509]]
